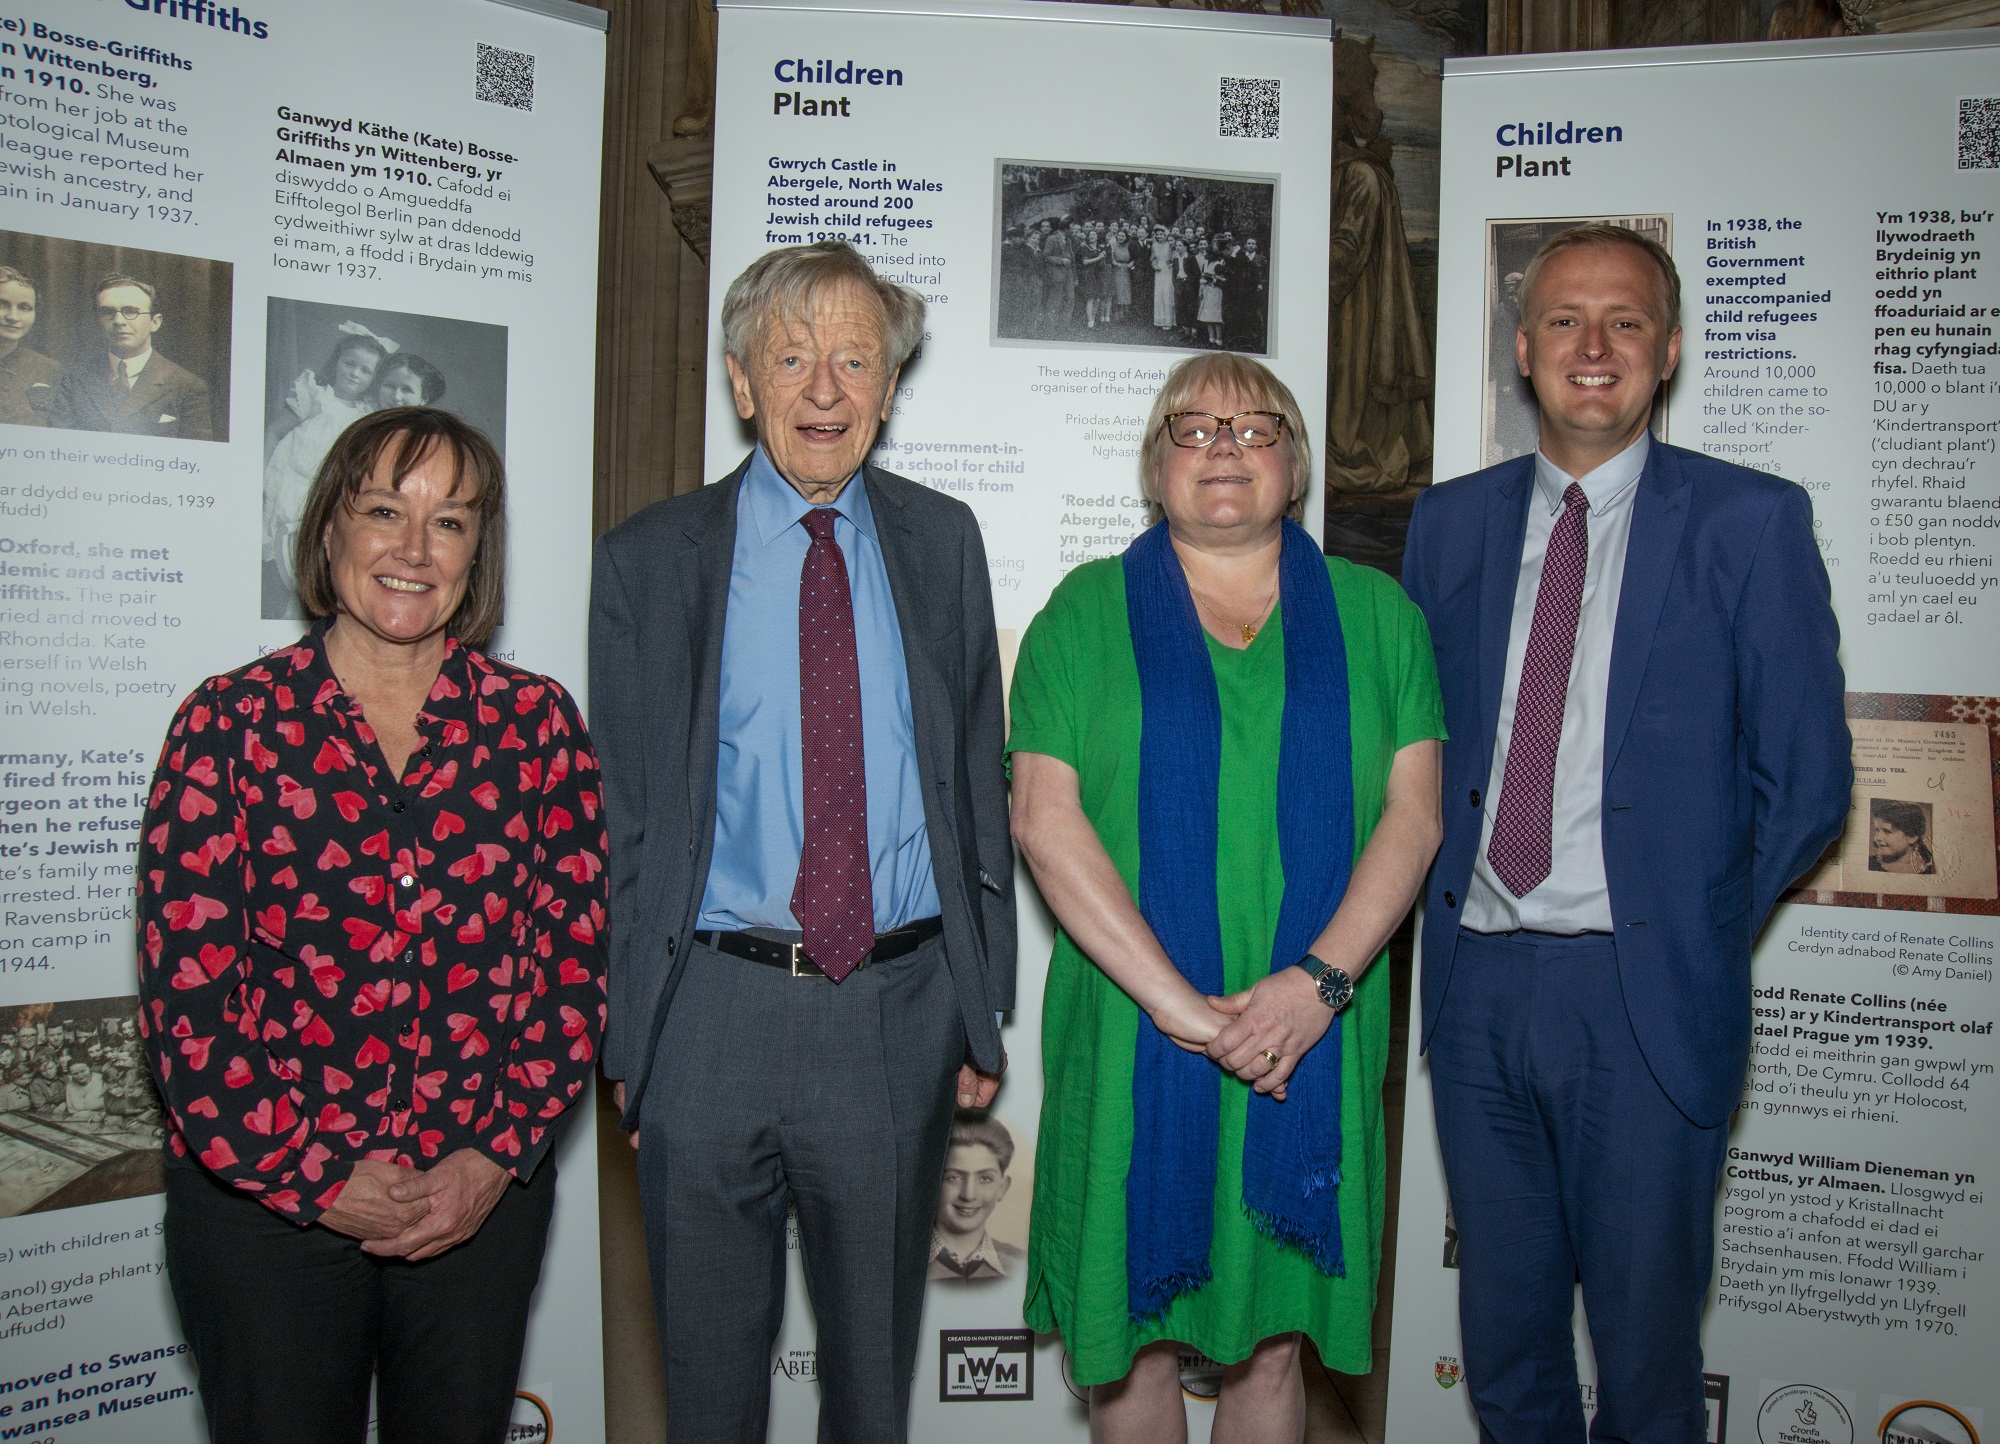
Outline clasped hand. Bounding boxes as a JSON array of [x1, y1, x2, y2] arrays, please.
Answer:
[[318, 1149, 512, 1262], [1150, 966, 1334, 1101]]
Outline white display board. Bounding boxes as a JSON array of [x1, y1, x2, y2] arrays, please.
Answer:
[[706, 1, 1331, 1437], [1389, 31, 2000, 1444], [0, 1, 606, 1438]]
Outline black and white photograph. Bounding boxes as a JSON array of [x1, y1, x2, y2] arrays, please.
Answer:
[[0, 995, 163, 1219], [928, 1111, 1033, 1287], [261, 297, 509, 620], [0, 229, 232, 441], [991, 162, 1276, 355], [1868, 796, 1938, 876], [1482, 213, 1672, 467]]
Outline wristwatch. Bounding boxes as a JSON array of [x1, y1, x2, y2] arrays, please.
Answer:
[[1299, 954, 1355, 1014]]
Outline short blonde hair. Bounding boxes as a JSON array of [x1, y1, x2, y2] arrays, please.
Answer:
[[1138, 353, 1313, 525], [1518, 224, 1681, 328]]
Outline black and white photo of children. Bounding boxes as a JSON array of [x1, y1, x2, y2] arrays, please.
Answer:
[[0, 996, 163, 1218], [260, 297, 507, 619]]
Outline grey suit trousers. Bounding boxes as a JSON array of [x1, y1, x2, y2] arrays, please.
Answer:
[[637, 934, 963, 1444]]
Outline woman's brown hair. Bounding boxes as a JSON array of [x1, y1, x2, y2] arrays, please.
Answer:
[[291, 407, 508, 647]]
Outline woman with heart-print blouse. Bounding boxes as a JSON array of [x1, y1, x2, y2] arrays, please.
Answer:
[[137, 406, 608, 1444]]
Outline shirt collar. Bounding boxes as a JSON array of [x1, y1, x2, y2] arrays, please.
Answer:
[[1533, 429, 1649, 517], [742, 445, 876, 547], [931, 1227, 1005, 1271], [293, 615, 478, 730], [114, 347, 154, 379]]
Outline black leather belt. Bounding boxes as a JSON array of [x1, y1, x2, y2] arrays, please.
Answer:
[[694, 916, 943, 977]]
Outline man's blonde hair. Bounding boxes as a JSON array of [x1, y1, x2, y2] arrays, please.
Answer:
[[1517, 224, 1681, 328]]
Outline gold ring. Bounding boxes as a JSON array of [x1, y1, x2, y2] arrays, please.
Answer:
[[1260, 1048, 1281, 1068]]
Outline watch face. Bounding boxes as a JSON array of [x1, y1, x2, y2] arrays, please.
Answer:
[[1316, 968, 1353, 1011]]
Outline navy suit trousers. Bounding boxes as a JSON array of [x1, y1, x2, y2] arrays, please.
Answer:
[[1429, 930, 1727, 1444]]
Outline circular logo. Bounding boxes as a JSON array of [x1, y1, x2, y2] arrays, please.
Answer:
[[1178, 1348, 1223, 1402], [1759, 1385, 1855, 1444], [1060, 1349, 1088, 1405], [1880, 1402, 1979, 1444], [509, 1391, 552, 1443]]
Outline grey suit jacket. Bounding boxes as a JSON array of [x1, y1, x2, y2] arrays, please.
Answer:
[[48, 352, 214, 441], [591, 456, 1016, 1127]]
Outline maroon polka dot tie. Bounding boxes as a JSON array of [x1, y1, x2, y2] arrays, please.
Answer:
[[1486, 482, 1590, 898], [792, 508, 875, 981]]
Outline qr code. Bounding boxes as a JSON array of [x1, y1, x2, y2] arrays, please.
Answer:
[[1960, 97, 2000, 169], [476, 42, 535, 112], [1219, 76, 1280, 140]]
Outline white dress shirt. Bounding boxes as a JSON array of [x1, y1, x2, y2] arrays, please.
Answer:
[[111, 347, 154, 387], [1463, 431, 1649, 935]]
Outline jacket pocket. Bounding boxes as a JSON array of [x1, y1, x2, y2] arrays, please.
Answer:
[[927, 601, 963, 641], [1708, 871, 1751, 928]]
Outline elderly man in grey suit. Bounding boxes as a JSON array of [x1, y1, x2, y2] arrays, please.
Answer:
[[591, 241, 1014, 1444]]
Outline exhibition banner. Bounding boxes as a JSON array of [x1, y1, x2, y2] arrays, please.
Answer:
[[1389, 31, 2000, 1444], [706, 1, 1331, 1436], [0, 0, 607, 1438]]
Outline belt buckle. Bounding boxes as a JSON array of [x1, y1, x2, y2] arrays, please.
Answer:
[[788, 943, 818, 978]]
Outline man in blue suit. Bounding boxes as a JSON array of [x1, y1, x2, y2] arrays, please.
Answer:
[[1402, 226, 1850, 1442]]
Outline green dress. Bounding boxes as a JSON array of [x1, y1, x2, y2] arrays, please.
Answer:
[[1005, 554, 1445, 1385]]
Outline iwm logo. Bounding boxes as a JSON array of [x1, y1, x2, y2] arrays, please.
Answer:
[[939, 1329, 1034, 1402]]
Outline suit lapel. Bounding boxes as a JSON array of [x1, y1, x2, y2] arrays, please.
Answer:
[[680, 461, 748, 837], [121, 362, 168, 424], [867, 468, 949, 781], [80, 364, 121, 425], [1604, 443, 1692, 776], [1478, 457, 1535, 784], [867, 466, 973, 924]]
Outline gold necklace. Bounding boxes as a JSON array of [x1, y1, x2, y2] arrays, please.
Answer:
[[1189, 580, 1276, 646]]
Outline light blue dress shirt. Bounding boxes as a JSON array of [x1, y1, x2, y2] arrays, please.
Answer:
[[698, 447, 940, 933], [1464, 430, 1649, 936]]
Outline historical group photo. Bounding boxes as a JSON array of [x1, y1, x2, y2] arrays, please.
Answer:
[[991, 162, 1276, 355], [0, 995, 164, 1218]]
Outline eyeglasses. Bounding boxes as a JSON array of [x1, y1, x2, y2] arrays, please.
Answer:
[[1162, 411, 1287, 448], [96, 306, 153, 321]]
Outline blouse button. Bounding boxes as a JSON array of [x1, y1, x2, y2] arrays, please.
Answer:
[[397, 874, 415, 889], [392, 799, 406, 814]]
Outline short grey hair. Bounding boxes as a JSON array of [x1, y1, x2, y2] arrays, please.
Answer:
[[720, 241, 926, 371]]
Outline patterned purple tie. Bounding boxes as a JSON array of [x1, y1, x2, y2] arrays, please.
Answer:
[[1487, 482, 1591, 898], [791, 508, 875, 981]]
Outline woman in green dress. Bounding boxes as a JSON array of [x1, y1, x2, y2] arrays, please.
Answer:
[[1008, 352, 1443, 1442]]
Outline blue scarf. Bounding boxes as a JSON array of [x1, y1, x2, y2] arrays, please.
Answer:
[[1122, 518, 1354, 1321]]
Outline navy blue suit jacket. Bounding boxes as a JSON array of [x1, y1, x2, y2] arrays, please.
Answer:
[[1402, 441, 1850, 1128]]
